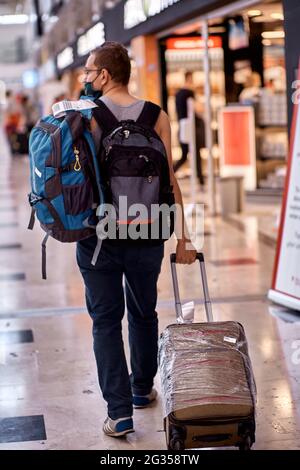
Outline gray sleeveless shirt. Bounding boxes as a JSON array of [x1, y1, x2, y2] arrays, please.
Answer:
[[100, 95, 145, 121], [93, 96, 145, 149]]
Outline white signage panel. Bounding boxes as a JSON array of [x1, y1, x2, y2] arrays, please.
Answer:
[[269, 85, 300, 310], [57, 47, 73, 70], [124, 0, 181, 29], [77, 22, 105, 57]]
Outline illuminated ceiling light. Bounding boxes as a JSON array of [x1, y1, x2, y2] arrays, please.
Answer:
[[0, 14, 29, 24], [247, 9, 262, 17], [271, 12, 284, 21], [262, 30, 285, 39], [262, 39, 272, 46]]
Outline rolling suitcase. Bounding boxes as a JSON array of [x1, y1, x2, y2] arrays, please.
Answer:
[[159, 253, 256, 451]]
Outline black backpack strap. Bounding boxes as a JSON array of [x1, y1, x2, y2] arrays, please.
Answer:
[[65, 111, 84, 140], [92, 99, 119, 133], [41, 231, 51, 280], [136, 101, 161, 128]]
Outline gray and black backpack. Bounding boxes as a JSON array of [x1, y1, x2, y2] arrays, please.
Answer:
[[93, 100, 176, 244]]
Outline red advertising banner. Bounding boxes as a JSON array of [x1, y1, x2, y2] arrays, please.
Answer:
[[218, 106, 257, 190]]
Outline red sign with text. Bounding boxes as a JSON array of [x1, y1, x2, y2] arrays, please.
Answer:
[[166, 36, 222, 50]]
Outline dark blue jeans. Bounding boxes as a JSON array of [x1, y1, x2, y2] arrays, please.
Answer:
[[76, 236, 164, 420]]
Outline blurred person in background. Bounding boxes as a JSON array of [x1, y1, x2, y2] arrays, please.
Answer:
[[239, 71, 262, 103], [174, 71, 205, 185], [21, 95, 39, 134], [4, 90, 22, 138], [3, 93, 35, 155]]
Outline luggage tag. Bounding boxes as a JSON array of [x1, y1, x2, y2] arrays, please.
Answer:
[[52, 99, 98, 118], [180, 301, 195, 324], [223, 336, 237, 344]]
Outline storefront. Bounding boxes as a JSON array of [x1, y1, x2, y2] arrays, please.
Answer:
[[101, 0, 296, 208], [156, 1, 288, 193], [49, 0, 300, 208]]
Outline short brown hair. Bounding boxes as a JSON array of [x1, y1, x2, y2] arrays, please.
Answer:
[[91, 41, 131, 85]]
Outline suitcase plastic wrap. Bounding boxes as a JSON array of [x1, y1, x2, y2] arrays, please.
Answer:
[[158, 321, 257, 418]]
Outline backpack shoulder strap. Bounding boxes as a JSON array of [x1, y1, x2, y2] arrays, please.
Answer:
[[136, 101, 161, 128], [92, 99, 119, 133]]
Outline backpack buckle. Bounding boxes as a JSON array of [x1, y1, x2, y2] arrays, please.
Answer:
[[28, 192, 43, 206]]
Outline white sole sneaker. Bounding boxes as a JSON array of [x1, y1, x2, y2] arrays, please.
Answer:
[[133, 388, 158, 409], [103, 417, 135, 437]]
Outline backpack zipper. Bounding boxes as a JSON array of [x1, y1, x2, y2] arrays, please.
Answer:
[[105, 149, 159, 174], [73, 146, 81, 172]]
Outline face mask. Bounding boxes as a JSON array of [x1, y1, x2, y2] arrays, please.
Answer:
[[84, 81, 102, 99], [84, 69, 103, 99]]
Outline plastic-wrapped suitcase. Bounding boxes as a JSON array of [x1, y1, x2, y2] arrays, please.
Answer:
[[159, 253, 256, 451]]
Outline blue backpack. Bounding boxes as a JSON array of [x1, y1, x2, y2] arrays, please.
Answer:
[[28, 101, 105, 279]]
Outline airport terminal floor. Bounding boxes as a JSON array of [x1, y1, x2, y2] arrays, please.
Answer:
[[0, 128, 299, 450]]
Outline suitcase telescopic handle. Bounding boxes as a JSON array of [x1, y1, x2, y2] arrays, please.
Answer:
[[170, 253, 213, 323]]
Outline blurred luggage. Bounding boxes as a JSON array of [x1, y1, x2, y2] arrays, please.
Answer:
[[10, 131, 29, 155], [159, 253, 256, 450]]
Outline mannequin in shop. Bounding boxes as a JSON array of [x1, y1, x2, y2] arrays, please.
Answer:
[[174, 71, 205, 186]]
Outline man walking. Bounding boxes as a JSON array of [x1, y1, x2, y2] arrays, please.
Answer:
[[76, 42, 196, 437]]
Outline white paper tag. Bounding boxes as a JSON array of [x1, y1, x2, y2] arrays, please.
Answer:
[[181, 301, 195, 323], [223, 336, 237, 344], [52, 99, 98, 118]]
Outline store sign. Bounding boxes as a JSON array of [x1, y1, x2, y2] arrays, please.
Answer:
[[57, 46, 73, 70], [268, 65, 300, 311], [77, 22, 105, 57], [124, 0, 181, 29], [166, 36, 222, 50]]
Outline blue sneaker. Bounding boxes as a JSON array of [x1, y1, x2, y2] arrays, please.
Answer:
[[133, 388, 158, 409], [103, 416, 134, 437]]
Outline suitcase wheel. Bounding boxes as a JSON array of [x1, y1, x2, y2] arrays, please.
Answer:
[[168, 438, 185, 451], [168, 425, 185, 450], [238, 435, 252, 451]]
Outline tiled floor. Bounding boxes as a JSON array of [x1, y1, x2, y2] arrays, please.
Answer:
[[0, 128, 300, 450]]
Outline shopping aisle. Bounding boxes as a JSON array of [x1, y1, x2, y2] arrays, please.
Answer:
[[0, 128, 299, 450]]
